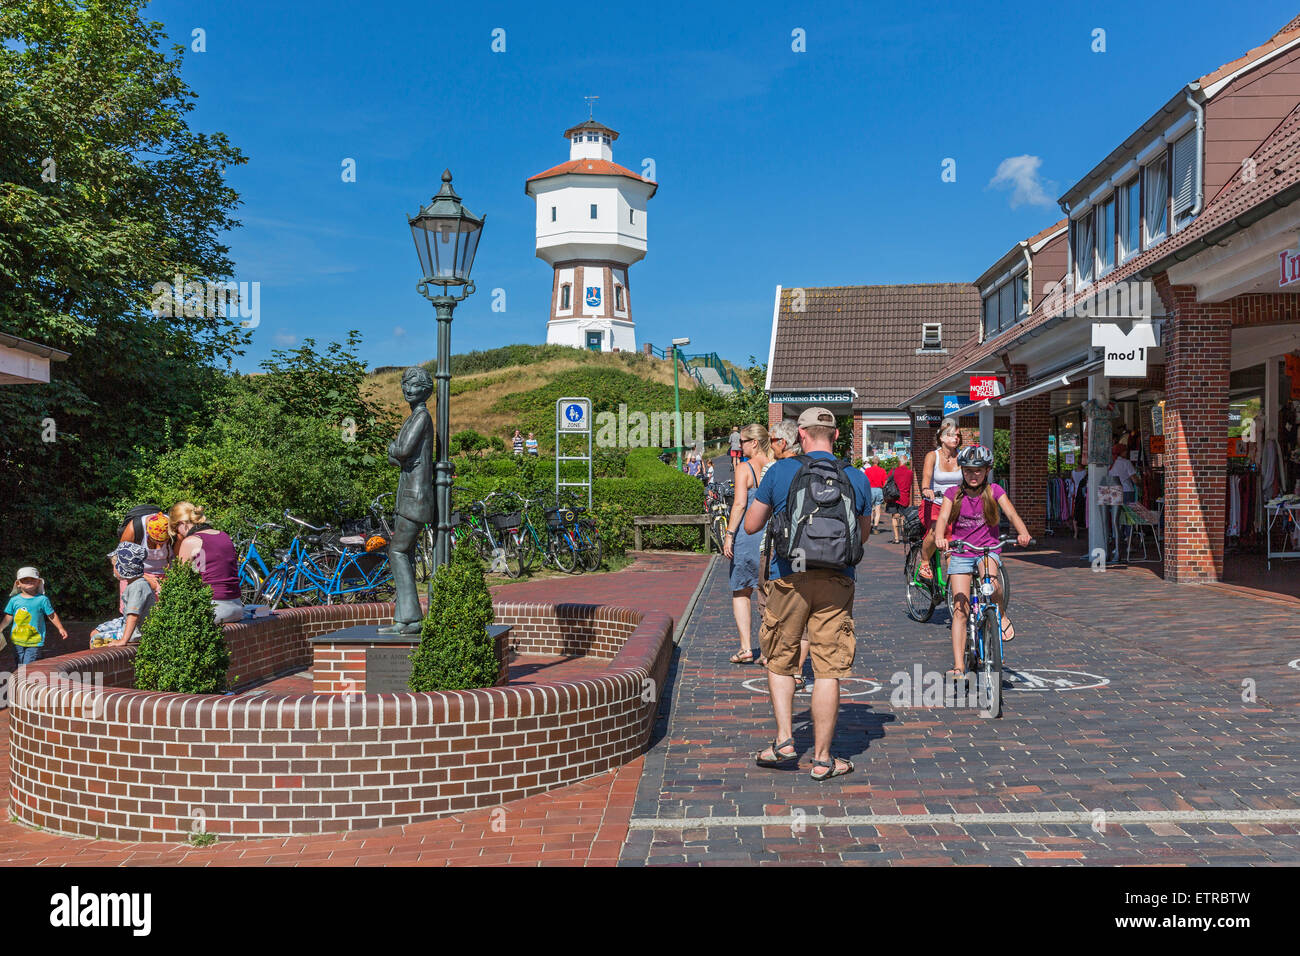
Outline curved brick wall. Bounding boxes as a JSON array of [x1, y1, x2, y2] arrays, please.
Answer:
[[8, 601, 671, 842]]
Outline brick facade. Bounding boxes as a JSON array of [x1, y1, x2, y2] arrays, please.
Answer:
[[1008, 364, 1049, 537], [9, 601, 672, 842], [1155, 275, 1232, 583], [768, 402, 784, 428]]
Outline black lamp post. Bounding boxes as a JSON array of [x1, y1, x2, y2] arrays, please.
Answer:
[[409, 169, 485, 574]]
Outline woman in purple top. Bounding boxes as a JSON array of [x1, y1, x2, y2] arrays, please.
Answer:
[[170, 501, 244, 623], [932, 446, 1031, 678]]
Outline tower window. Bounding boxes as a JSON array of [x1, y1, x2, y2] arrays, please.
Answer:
[[590, 204, 597, 219], [561, 285, 571, 310], [629, 209, 635, 224], [615, 286, 624, 310], [550, 206, 556, 222]]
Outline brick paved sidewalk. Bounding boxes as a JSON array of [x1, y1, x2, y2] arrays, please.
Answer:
[[0, 552, 709, 866], [623, 541, 1300, 865]]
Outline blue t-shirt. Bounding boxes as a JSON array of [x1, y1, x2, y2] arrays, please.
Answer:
[[755, 452, 870, 580], [5, 594, 55, 647]]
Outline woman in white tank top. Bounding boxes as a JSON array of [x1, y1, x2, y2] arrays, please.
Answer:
[[918, 419, 963, 579]]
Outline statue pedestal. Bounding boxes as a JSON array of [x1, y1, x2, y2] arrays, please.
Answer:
[[310, 624, 511, 694]]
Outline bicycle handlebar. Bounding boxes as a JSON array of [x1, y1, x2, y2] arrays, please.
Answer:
[[283, 510, 329, 532], [945, 535, 1036, 556]]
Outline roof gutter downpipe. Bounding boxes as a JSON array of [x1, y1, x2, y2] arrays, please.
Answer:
[[1058, 199, 1073, 297], [1185, 85, 1206, 220]]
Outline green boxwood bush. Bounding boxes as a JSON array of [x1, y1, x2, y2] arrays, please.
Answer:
[[408, 539, 498, 691], [134, 561, 231, 694]]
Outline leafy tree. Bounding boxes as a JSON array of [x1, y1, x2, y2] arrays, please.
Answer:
[[0, 1, 247, 612], [251, 331, 396, 467], [134, 560, 231, 694], [726, 355, 770, 428]]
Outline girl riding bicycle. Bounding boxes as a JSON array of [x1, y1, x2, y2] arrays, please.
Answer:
[[932, 445, 1031, 678]]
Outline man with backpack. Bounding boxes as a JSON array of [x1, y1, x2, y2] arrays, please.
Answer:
[[744, 407, 870, 782]]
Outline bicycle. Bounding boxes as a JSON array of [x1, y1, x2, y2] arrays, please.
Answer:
[[705, 480, 733, 553], [259, 511, 337, 608], [945, 535, 1033, 719], [557, 488, 601, 571], [235, 519, 282, 604], [904, 534, 1010, 623]]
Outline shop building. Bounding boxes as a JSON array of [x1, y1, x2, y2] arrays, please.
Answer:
[[902, 15, 1300, 585], [764, 283, 980, 461]]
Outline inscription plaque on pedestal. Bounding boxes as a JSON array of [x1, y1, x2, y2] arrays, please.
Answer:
[[366, 645, 416, 693]]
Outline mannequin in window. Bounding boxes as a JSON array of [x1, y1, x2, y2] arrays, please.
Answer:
[[1081, 399, 1120, 466]]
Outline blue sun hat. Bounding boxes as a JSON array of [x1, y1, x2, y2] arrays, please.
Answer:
[[109, 541, 147, 579]]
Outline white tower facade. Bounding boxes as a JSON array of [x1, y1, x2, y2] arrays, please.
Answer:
[[525, 119, 657, 352]]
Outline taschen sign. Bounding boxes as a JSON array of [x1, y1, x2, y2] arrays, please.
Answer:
[[969, 376, 1005, 401]]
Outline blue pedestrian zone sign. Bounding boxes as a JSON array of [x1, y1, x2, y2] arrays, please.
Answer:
[[585, 286, 601, 308], [557, 397, 590, 432]]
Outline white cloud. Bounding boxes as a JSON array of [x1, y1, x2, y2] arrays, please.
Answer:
[[393, 326, 406, 337], [988, 155, 1056, 208], [272, 331, 297, 346]]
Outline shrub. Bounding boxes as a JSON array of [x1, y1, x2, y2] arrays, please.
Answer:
[[451, 429, 489, 456], [408, 538, 497, 691], [134, 561, 231, 694]]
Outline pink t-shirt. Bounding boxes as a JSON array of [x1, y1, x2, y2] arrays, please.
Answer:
[[944, 483, 1006, 550]]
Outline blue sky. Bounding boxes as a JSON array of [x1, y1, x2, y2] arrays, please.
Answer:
[[150, 0, 1295, 371]]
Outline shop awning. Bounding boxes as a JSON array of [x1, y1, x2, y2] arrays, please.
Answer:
[[996, 357, 1105, 408]]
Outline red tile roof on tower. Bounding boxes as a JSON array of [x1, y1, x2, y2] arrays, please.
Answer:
[[526, 159, 658, 195]]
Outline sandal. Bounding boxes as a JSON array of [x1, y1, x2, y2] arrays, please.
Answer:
[[917, 562, 934, 582], [755, 737, 798, 767], [730, 648, 756, 664], [793, 676, 808, 693], [810, 756, 854, 781], [945, 668, 966, 679], [1001, 617, 1015, 642]]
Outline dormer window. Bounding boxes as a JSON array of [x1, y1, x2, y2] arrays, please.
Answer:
[[920, 323, 942, 351]]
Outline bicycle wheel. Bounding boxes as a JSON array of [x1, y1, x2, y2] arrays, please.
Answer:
[[548, 531, 579, 573], [710, 514, 727, 553], [260, 567, 290, 610], [240, 565, 264, 605], [904, 545, 935, 623], [578, 521, 602, 571], [499, 538, 524, 579], [981, 609, 1003, 718]]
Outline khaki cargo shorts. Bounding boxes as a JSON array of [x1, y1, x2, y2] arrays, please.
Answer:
[[759, 569, 856, 679]]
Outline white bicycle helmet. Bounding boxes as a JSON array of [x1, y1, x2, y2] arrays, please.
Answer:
[[957, 444, 994, 469]]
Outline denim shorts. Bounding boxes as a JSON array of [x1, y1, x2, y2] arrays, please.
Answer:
[[871, 487, 884, 507], [946, 550, 1001, 577]]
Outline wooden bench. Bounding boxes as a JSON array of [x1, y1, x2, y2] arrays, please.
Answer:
[[634, 514, 712, 552]]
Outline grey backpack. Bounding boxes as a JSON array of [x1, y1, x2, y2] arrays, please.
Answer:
[[770, 455, 863, 570]]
